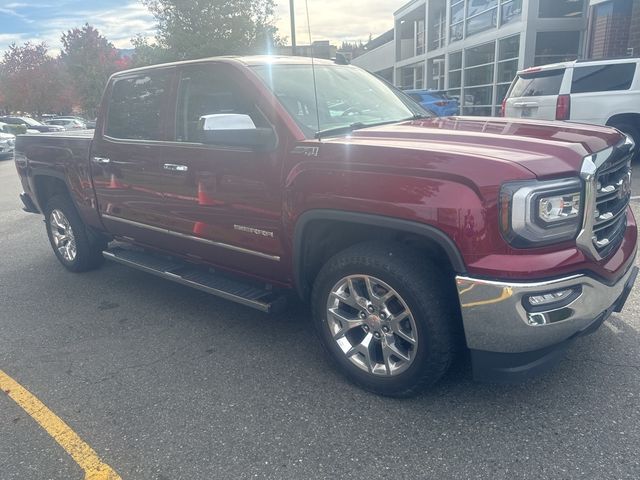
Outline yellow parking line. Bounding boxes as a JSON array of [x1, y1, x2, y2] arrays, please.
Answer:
[[0, 369, 121, 480]]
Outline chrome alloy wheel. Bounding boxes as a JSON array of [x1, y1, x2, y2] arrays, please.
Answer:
[[49, 209, 77, 262], [326, 275, 419, 376]]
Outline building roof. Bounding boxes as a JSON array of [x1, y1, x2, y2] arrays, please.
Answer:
[[365, 29, 394, 51]]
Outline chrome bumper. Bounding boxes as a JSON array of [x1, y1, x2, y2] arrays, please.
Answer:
[[456, 261, 637, 353]]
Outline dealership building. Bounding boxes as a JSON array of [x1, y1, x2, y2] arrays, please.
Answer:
[[353, 0, 639, 116]]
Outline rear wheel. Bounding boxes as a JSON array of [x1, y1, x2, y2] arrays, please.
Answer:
[[311, 242, 457, 397], [44, 194, 107, 272]]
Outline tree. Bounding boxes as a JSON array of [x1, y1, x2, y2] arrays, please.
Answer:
[[141, 0, 280, 61], [0, 42, 75, 115], [130, 34, 174, 68], [60, 24, 127, 116]]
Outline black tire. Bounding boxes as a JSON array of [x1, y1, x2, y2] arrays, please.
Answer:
[[44, 194, 107, 272], [311, 242, 458, 397], [611, 122, 639, 162]]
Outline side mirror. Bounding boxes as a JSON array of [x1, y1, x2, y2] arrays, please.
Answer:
[[198, 113, 275, 151]]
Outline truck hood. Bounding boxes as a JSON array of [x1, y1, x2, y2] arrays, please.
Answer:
[[328, 116, 623, 178]]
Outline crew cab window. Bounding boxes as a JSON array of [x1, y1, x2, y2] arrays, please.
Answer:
[[175, 65, 264, 143], [105, 70, 171, 140], [571, 63, 636, 94], [509, 69, 564, 97]]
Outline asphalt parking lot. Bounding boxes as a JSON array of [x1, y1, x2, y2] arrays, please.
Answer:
[[1, 158, 640, 480]]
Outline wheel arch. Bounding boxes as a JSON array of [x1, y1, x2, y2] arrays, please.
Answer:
[[32, 173, 73, 214], [606, 113, 640, 131], [293, 209, 466, 300]]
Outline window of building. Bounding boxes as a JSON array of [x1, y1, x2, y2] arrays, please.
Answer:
[[496, 35, 520, 111], [450, 0, 465, 43], [500, 0, 522, 26], [429, 3, 447, 51], [416, 19, 426, 55], [571, 63, 637, 94], [105, 70, 172, 140], [534, 31, 581, 66], [447, 51, 463, 100], [466, 0, 498, 37], [538, 0, 585, 18], [463, 42, 495, 115]]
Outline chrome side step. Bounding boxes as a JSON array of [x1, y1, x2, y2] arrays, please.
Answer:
[[103, 247, 286, 313]]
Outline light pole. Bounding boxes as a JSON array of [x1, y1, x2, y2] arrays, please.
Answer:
[[289, 0, 297, 55]]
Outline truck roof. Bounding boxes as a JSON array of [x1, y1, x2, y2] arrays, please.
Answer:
[[111, 55, 338, 78]]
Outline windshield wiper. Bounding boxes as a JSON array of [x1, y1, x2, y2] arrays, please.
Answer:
[[315, 116, 428, 139]]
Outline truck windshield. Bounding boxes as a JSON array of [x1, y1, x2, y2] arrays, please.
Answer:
[[252, 64, 428, 138]]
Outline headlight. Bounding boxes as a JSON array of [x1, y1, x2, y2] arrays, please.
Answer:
[[499, 178, 583, 247]]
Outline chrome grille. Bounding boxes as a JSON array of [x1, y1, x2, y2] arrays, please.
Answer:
[[591, 139, 633, 257]]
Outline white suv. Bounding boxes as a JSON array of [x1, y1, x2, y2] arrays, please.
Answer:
[[502, 58, 640, 158]]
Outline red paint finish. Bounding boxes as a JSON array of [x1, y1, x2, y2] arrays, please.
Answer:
[[14, 57, 637, 291]]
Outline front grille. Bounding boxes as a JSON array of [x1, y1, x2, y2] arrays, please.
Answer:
[[591, 140, 633, 258]]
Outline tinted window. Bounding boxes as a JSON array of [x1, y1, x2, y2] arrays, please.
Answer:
[[509, 69, 565, 97], [175, 65, 259, 143], [106, 70, 171, 140], [571, 63, 636, 94], [539, 0, 584, 18]]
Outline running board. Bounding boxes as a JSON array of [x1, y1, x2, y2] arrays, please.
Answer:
[[103, 246, 286, 313]]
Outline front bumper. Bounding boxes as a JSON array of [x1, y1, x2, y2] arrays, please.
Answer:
[[456, 260, 638, 382]]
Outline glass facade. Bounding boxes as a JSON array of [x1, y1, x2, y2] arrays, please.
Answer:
[[445, 34, 520, 116], [534, 31, 581, 66], [538, 0, 585, 18], [389, 0, 584, 116]]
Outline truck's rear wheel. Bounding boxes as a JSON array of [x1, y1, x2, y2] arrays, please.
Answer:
[[44, 194, 106, 272], [311, 242, 456, 397]]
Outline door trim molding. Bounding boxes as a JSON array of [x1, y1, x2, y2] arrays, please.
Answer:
[[101, 214, 281, 262]]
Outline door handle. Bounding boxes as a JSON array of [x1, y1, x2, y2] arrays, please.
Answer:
[[513, 102, 537, 108], [92, 156, 111, 164], [163, 163, 188, 172]]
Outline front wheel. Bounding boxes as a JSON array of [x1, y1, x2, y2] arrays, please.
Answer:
[[311, 242, 458, 397], [44, 194, 106, 272]]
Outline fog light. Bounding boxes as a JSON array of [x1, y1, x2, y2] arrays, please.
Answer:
[[523, 286, 582, 313], [528, 289, 574, 306]]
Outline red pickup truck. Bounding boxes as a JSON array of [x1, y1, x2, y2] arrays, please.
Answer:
[[15, 56, 638, 396]]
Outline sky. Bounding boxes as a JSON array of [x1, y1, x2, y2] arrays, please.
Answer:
[[0, 0, 402, 56]]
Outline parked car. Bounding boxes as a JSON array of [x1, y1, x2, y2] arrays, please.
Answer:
[[405, 89, 460, 116], [86, 119, 96, 129], [0, 121, 26, 136], [14, 56, 637, 397], [44, 118, 87, 130], [0, 116, 64, 133], [502, 57, 640, 159], [0, 130, 15, 159]]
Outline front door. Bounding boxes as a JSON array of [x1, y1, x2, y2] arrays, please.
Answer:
[[148, 63, 287, 281]]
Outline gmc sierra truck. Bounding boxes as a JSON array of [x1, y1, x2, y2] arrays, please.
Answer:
[[14, 56, 638, 397]]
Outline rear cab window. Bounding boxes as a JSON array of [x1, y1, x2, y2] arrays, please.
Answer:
[[570, 63, 637, 94], [508, 68, 566, 98]]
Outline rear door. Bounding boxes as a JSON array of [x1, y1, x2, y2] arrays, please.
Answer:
[[569, 62, 638, 125], [504, 68, 565, 120], [90, 67, 178, 248]]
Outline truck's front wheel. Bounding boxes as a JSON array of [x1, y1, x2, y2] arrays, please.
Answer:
[[44, 194, 106, 272], [311, 242, 457, 397]]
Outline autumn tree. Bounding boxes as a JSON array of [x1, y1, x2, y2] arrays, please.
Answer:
[[0, 42, 75, 115], [139, 0, 280, 62], [60, 24, 128, 116]]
